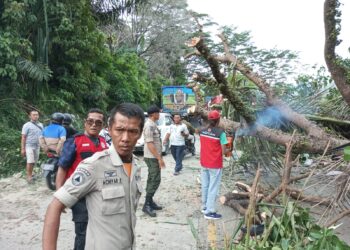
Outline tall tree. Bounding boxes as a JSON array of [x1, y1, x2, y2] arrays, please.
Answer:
[[324, 0, 350, 106], [99, 0, 193, 84]]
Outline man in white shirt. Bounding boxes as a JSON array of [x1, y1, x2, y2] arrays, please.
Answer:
[[163, 114, 189, 175], [21, 109, 43, 183]]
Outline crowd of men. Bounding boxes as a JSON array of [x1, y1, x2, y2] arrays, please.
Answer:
[[20, 103, 230, 249]]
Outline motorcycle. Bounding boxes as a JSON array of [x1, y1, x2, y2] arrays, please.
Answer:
[[41, 151, 59, 190]]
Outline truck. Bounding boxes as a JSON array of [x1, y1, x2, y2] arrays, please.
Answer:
[[161, 86, 196, 115]]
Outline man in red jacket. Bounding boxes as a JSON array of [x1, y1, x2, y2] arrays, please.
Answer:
[[199, 110, 229, 220], [55, 108, 108, 250]]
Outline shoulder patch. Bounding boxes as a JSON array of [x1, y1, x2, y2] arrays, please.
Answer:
[[81, 150, 110, 164]]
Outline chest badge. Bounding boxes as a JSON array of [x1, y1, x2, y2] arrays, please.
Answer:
[[104, 170, 117, 178]]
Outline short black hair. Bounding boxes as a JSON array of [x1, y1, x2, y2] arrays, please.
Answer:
[[147, 105, 160, 115], [109, 103, 145, 131], [87, 108, 104, 119], [28, 109, 39, 115]]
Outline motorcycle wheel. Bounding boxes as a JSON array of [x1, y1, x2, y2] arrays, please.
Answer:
[[46, 171, 57, 191]]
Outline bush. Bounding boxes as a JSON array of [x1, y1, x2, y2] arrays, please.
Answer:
[[0, 125, 26, 177]]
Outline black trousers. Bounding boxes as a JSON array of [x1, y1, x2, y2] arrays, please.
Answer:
[[71, 198, 88, 250]]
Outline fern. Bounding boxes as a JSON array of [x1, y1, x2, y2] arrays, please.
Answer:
[[16, 57, 52, 82]]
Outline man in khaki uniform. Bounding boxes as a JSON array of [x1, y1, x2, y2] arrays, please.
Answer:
[[43, 103, 145, 250], [142, 105, 165, 217]]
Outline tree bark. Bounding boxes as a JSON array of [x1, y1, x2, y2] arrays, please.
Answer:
[[324, 0, 350, 106], [285, 187, 332, 206]]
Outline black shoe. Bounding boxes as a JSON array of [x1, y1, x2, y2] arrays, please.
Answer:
[[150, 200, 163, 210], [142, 202, 156, 217]]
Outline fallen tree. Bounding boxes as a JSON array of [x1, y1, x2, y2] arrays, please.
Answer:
[[186, 0, 350, 235], [219, 135, 332, 216], [185, 34, 349, 153]]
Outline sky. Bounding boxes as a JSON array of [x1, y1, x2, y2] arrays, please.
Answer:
[[187, 0, 350, 67]]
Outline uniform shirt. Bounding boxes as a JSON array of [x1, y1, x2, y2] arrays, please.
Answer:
[[21, 121, 43, 147], [143, 119, 162, 158], [54, 144, 143, 250], [168, 123, 189, 146]]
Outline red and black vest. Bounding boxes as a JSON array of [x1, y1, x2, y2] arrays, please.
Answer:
[[66, 134, 108, 179], [199, 127, 224, 168]]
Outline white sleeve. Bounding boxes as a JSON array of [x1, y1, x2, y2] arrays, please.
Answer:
[[21, 123, 28, 135]]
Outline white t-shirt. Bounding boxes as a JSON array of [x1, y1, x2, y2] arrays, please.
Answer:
[[169, 123, 189, 146]]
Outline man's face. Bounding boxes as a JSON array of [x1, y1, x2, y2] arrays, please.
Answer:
[[173, 115, 181, 124], [29, 111, 39, 122], [109, 113, 142, 160], [151, 112, 160, 121], [84, 112, 104, 137]]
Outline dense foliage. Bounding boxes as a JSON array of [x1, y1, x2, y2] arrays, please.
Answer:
[[0, 0, 189, 176]]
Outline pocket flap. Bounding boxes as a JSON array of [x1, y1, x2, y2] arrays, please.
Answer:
[[102, 186, 125, 200]]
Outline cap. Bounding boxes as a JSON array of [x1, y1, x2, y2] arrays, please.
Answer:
[[208, 110, 220, 120]]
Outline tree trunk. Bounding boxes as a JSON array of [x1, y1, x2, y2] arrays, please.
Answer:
[[324, 0, 350, 106]]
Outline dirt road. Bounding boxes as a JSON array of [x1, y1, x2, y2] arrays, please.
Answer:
[[1, 140, 349, 249], [0, 142, 239, 250]]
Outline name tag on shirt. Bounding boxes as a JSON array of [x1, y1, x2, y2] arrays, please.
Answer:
[[82, 143, 90, 147]]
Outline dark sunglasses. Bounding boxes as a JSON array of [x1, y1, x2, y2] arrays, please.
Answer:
[[85, 118, 103, 127]]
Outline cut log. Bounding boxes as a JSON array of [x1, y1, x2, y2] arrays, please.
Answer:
[[285, 187, 332, 206], [235, 182, 252, 192], [224, 199, 249, 215], [219, 191, 250, 204]]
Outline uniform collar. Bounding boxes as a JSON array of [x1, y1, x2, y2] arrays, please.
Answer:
[[108, 144, 123, 166], [148, 119, 157, 126]]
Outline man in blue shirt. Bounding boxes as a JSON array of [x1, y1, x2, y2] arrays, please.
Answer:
[[40, 112, 66, 156]]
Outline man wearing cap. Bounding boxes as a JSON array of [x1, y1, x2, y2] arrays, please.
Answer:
[[199, 110, 229, 220], [142, 105, 165, 217]]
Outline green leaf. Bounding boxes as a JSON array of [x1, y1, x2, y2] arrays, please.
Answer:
[[309, 231, 322, 239], [281, 238, 289, 250], [272, 247, 282, 250]]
